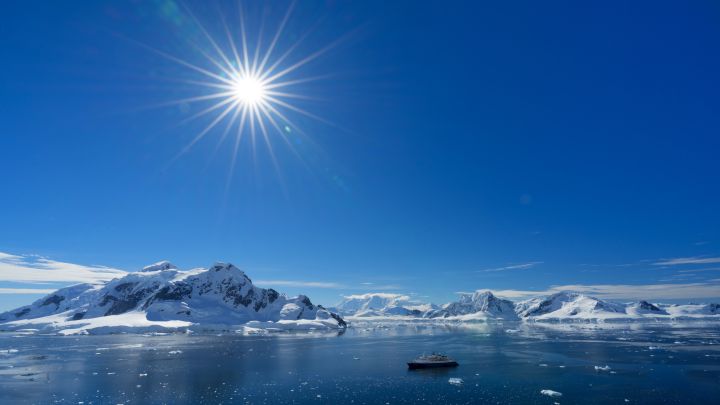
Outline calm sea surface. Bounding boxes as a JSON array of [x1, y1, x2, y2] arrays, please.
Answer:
[[1, 323, 719, 404]]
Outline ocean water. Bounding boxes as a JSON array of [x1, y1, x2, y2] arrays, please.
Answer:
[[0, 323, 719, 404]]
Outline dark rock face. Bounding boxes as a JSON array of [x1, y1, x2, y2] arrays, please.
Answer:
[[149, 283, 192, 303], [236, 288, 255, 307], [594, 301, 623, 313], [41, 295, 65, 309], [102, 287, 156, 316], [72, 312, 86, 320], [524, 299, 553, 317], [638, 300, 662, 312], [330, 312, 347, 327], [299, 295, 314, 310], [15, 308, 30, 318], [709, 303, 720, 314], [114, 283, 136, 293]]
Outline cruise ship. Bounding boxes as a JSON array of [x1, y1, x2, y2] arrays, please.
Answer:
[[407, 353, 459, 369]]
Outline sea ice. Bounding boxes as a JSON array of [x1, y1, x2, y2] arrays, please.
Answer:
[[594, 365, 611, 371], [448, 378, 464, 386], [540, 389, 563, 397]]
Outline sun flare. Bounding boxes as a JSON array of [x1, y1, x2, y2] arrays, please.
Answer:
[[231, 75, 267, 106], [140, 1, 342, 186]]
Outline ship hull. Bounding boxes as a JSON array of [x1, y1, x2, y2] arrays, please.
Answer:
[[407, 361, 459, 369]]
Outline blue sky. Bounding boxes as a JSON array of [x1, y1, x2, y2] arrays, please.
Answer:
[[1, 0, 719, 311]]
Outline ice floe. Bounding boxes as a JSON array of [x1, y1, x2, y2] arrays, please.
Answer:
[[540, 389, 563, 397]]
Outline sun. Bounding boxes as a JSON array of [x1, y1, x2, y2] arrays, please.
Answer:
[[139, 1, 345, 187], [231, 75, 267, 106]]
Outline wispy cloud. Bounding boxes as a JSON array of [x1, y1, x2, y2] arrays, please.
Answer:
[[0, 252, 127, 284], [653, 257, 720, 266], [255, 279, 402, 291], [677, 267, 720, 273], [341, 293, 409, 300], [491, 282, 720, 300], [254, 280, 346, 289], [350, 281, 403, 290], [0, 288, 57, 294], [479, 261, 542, 272]]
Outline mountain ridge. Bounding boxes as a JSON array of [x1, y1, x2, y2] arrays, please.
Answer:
[[338, 290, 720, 322], [0, 261, 346, 335]]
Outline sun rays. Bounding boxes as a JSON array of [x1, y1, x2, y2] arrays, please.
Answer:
[[140, 1, 341, 187]]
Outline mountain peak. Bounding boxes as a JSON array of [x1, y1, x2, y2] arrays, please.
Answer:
[[141, 261, 177, 272], [428, 289, 517, 320]]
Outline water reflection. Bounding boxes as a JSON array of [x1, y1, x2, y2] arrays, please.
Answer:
[[0, 322, 718, 404]]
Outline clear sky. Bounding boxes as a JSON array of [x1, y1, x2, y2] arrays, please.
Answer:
[[1, 0, 719, 311]]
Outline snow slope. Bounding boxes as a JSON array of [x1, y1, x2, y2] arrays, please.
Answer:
[[0, 262, 345, 334]]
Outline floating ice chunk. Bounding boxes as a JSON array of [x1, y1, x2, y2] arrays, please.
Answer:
[[168, 350, 182, 355], [448, 378, 464, 386], [139, 373, 148, 377], [540, 389, 562, 397], [539, 363, 548, 367], [648, 346, 660, 350], [0, 349, 19, 355], [594, 365, 611, 371], [505, 329, 519, 333], [116, 344, 143, 349]]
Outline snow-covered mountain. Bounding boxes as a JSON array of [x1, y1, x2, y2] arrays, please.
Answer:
[[2, 264, 718, 333], [337, 289, 719, 323], [515, 292, 626, 320], [425, 291, 519, 320], [332, 293, 436, 317], [0, 261, 345, 335], [625, 300, 669, 316], [515, 292, 720, 321]]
